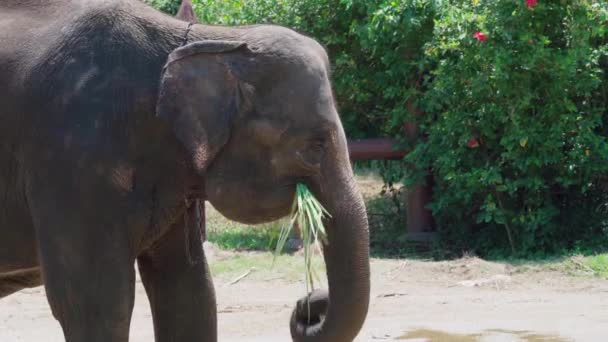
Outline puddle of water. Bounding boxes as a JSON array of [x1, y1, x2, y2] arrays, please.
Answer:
[[486, 329, 571, 342], [398, 328, 571, 342], [398, 329, 480, 342]]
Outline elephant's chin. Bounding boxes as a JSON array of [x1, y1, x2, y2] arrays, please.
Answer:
[[205, 185, 294, 224], [213, 203, 291, 225]]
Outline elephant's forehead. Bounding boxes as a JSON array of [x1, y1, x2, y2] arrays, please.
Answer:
[[262, 80, 336, 120], [245, 25, 327, 61]]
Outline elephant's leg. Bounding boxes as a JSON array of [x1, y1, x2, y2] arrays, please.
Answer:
[[36, 230, 135, 342], [36, 233, 135, 342], [137, 219, 217, 342], [29, 196, 136, 342]]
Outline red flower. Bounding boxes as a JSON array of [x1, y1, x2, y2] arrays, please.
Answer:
[[473, 32, 487, 43], [525, 0, 537, 7], [466, 137, 480, 148]]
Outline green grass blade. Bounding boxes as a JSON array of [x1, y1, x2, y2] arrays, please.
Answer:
[[272, 183, 330, 291]]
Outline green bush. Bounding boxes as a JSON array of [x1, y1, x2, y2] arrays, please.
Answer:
[[409, 0, 608, 256], [150, 0, 608, 257]]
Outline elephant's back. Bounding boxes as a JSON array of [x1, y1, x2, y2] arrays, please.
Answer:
[[0, 1, 78, 93], [0, 1, 75, 142], [0, 0, 139, 89], [1, 0, 169, 127]]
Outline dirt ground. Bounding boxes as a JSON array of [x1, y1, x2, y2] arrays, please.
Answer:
[[1, 245, 607, 342]]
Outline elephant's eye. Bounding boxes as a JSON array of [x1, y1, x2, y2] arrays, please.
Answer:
[[309, 138, 326, 152]]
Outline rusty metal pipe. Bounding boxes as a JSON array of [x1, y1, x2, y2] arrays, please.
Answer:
[[347, 138, 407, 161]]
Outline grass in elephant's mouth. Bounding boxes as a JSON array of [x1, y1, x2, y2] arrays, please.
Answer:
[[274, 183, 330, 293]]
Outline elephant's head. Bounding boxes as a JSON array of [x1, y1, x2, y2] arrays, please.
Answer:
[[157, 25, 370, 341]]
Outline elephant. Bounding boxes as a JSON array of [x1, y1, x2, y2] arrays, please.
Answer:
[[0, 0, 370, 341]]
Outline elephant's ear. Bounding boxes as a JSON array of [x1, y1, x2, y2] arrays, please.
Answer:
[[156, 40, 248, 173]]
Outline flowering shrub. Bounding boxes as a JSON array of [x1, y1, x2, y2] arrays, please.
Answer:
[[408, 0, 608, 255]]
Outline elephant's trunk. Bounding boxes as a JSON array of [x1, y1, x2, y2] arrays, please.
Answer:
[[290, 128, 370, 342]]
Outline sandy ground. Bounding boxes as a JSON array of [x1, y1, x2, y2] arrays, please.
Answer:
[[1, 248, 608, 342]]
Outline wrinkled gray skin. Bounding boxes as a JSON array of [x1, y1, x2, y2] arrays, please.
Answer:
[[0, 1, 370, 341]]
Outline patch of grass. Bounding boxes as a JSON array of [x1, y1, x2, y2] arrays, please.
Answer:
[[583, 254, 608, 277], [210, 252, 326, 282], [563, 254, 608, 279], [489, 253, 608, 280], [207, 225, 280, 251], [206, 203, 287, 252]]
